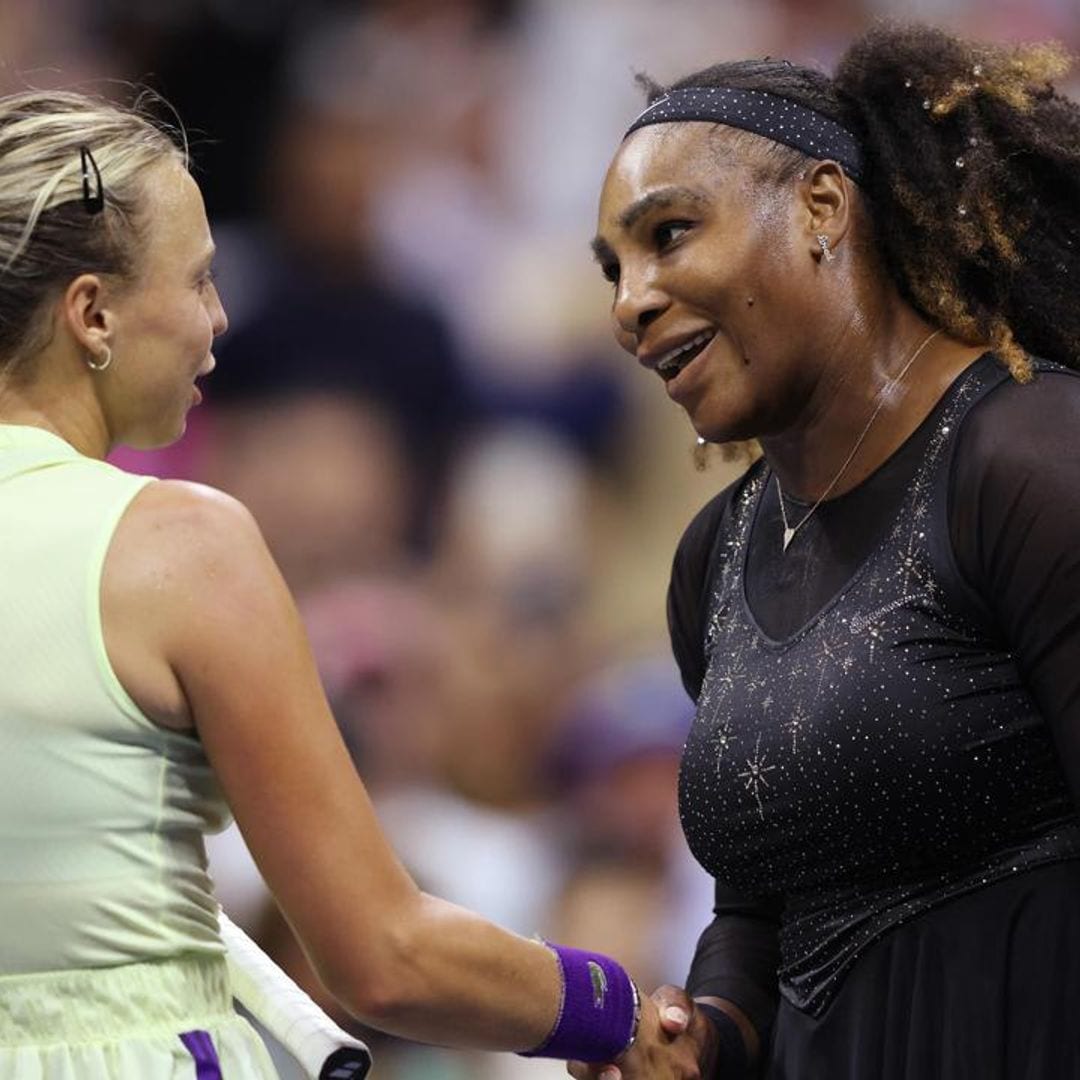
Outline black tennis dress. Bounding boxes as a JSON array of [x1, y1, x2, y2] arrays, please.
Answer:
[[669, 354, 1080, 1079]]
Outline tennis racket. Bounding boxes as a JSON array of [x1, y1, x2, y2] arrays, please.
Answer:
[[220, 911, 372, 1080]]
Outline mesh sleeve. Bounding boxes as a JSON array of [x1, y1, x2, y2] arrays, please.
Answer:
[[950, 366, 1080, 807]]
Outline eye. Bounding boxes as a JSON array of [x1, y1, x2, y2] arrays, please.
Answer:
[[196, 269, 217, 293], [599, 260, 620, 287], [655, 221, 692, 251]]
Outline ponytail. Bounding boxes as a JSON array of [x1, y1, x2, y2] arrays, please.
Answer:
[[834, 23, 1080, 378]]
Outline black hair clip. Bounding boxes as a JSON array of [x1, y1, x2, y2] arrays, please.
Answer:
[[79, 145, 104, 215]]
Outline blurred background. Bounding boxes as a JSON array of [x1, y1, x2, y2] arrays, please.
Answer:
[[6, 0, 1076, 1075]]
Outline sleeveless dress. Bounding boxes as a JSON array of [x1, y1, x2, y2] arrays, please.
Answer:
[[670, 356, 1080, 1078], [0, 424, 277, 1079]]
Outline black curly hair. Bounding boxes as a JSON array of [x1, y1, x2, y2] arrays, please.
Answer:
[[640, 23, 1080, 381]]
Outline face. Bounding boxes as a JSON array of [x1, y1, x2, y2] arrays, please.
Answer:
[[103, 159, 227, 448], [593, 123, 822, 443]]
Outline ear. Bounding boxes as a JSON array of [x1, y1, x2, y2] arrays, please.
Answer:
[[60, 272, 116, 359], [797, 160, 853, 261]]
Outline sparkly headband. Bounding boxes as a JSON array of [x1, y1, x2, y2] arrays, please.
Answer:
[[625, 87, 864, 184]]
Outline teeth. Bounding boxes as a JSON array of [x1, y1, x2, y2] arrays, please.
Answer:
[[656, 331, 713, 373]]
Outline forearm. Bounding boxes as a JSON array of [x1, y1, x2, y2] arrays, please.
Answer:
[[326, 891, 561, 1050], [683, 886, 781, 1077], [687, 894, 779, 1046]]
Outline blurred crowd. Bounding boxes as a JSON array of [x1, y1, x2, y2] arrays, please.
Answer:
[[4, 0, 1077, 1075]]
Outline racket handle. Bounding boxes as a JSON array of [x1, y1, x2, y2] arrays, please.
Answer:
[[219, 911, 372, 1080]]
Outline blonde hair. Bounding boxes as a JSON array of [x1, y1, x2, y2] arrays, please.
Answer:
[[0, 90, 186, 374]]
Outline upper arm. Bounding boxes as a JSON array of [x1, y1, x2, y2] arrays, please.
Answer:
[[107, 480, 419, 993], [668, 489, 733, 702], [950, 371, 1080, 804]]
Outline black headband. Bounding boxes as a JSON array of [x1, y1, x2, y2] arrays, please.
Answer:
[[625, 87, 864, 184]]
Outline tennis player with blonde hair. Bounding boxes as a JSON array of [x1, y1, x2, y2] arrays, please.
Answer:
[[0, 91, 690, 1079]]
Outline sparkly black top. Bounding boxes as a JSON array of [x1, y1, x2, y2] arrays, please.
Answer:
[[670, 355, 1080, 1022]]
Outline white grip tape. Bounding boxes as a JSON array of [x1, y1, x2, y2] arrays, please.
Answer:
[[220, 911, 371, 1079]]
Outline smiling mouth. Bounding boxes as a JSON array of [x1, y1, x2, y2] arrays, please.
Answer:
[[655, 331, 714, 381]]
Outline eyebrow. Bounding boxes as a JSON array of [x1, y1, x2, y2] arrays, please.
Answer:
[[590, 186, 710, 261], [589, 235, 614, 263], [618, 186, 709, 230]]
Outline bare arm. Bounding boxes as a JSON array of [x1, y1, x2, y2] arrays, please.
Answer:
[[103, 480, 560, 1050]]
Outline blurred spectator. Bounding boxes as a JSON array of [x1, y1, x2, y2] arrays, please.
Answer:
[[548, 653, 694, 866], [0, 0, 108, 94], [544, 653, 713, 992], [93, 0, 312, 218], [283, 0, 630, 460], [203, 394, 414, 592], [203, 92, 475, 560], [436, 424, 590, 613]]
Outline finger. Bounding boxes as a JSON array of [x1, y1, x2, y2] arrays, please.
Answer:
[[651, 984, 693, 1035], [566, 1063, 616, 1080], [651, 984, 694, 1011], [654, 998, 691, 1035]]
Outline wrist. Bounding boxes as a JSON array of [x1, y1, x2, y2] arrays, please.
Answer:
[[695, 1002, 751, 1080], [691, 1002, 722, 1077], [518, 941, 639, 1063]]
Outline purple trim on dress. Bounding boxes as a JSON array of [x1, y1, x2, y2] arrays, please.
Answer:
[[179, 1030, 223, 1080]]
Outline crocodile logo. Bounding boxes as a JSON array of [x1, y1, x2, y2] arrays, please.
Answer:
[[587, 960, 608, 1008]]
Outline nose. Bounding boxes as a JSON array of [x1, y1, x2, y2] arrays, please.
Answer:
[[210, 285, 229, 338], [611, 264, 667, 341]]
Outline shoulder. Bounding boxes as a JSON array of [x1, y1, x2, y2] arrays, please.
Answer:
[[947, 360, 1080, 595], [673, 460, 764, 581], [954, 360, 1080, 480], [117, 479, 264, 557], [101, 481, 290, 727], [669, 461, 763, 701], [107, 480, 282, 627]]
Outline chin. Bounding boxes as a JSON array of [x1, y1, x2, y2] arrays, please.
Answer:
[[160, 415, 189, 447], [123, 416, 188, 452], [688, 392, 771, 444], [691, 415, 761, 446]]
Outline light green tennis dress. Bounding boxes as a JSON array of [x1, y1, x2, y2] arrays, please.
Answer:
[[0, 424, 277, 1078]]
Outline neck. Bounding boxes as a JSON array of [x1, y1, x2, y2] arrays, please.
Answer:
[[760, 299, 983, 502], [0, 349, 111, 460]]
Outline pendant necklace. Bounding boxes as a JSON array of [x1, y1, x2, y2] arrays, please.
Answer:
[[776, 328, 941, 553]]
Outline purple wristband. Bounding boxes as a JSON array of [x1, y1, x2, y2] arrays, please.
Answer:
[[519, 943, 639, 1062]]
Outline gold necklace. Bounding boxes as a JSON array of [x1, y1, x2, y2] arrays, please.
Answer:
[[776, 328, 941, 553]]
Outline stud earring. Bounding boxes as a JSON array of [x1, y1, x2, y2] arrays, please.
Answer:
[[817, 235, 835, 263], [86, 345, 111, 372]]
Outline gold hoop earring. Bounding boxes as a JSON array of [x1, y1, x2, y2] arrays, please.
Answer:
[[86, 346, 111, 372]]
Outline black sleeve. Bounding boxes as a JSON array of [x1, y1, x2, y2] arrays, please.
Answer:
[[686, 881, 782, 1042], [667, 483, 741, 701], [950, 366, 1080, 807]]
